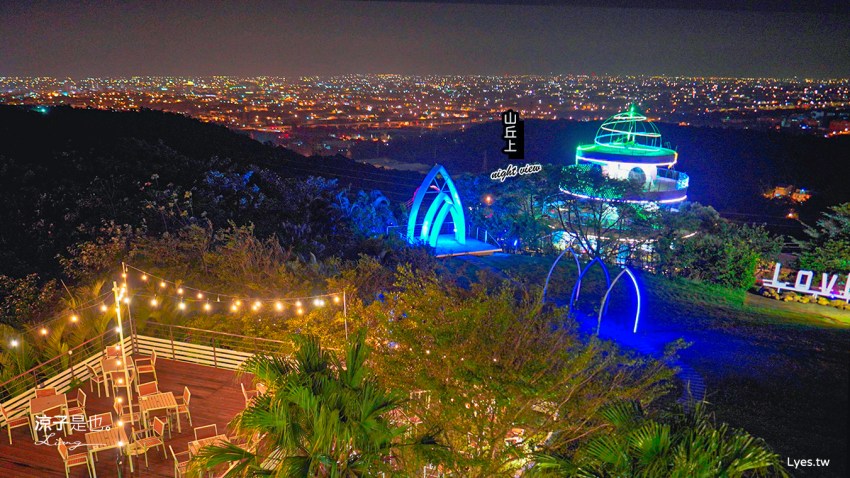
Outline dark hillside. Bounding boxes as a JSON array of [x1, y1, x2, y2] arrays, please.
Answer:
[[0, 106, 422, 277]]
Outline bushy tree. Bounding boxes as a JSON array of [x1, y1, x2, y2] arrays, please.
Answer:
[[355, 267, 677, 477], [795, 203, 850, 274]]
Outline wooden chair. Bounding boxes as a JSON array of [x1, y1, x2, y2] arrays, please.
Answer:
[[240, 382, 259, 406], [113, 399, 139, 427], [86, 363, 108, 397], [168, 386, 192, 429], [88, 412, 113, 431], [135, 349, 157, 381], [127, 417, 167, 468], [66, 388, 87, 422], [57, 438, 93, 478], [194, 424, 218, 441], [34, 387, 57, 397], [0, 403, 31, 445], [169, 445, 191, 478], [110, 369, 135, 396], [138, 381, 159, 397]]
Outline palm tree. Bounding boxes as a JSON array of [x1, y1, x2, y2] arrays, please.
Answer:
[[193, 331, 437, 477], [531, 400, 788, 477]]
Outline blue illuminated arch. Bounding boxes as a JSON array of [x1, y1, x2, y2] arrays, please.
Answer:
[[596, 268, 641, 335], [407, 164, 466, 247], [569, 257, 611, 314], [542, 247, 582, 304]]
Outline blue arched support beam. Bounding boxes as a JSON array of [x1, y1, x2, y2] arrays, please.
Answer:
[[541, 247, 582, 304], [596, 268, 641, 335], [569, 257, 611, 315], [407, 164, 466, 247]]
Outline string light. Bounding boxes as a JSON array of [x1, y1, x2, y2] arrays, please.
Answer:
[[275, 302, 283, 311], [100, 304, 108, 312], [196, 292, 204, 299], [70, 314, 78, 323], [141, 274, 148, 281], [230, 304, 238, 312], [159, 281, 167, 289], [204, 302, 212, 312], [177, 287, 184, 295], [295, 300, 302, 308], [123, 297, 131, 304], [296, 307, 304, 315], [150, 297, 158, 307], [10, 339, 18, 347], [178, 301, 186, 311], [333, 296, 341, 303], [40, 328, 48, 336]]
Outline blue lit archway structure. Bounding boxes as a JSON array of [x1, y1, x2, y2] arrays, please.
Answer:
[[542, 253, 642, 334], [569, 257, 611, 313], [597, 268, 641, 335], [407, 164, 466, 247], [542, 247, 582, 304]]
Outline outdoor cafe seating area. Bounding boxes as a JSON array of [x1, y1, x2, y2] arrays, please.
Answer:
[[0, 345, 259, 477]]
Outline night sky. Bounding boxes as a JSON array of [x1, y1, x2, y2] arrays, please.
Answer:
[[1, 0, 848, 78]]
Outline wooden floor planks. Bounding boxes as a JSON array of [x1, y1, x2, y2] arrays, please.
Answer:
[[0, 357, 251, 477]]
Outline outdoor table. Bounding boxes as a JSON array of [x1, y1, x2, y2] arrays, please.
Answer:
[[139, 391, 180, 432], [188, 433, 230, 456], [85, 426, 130, 477], [29, 393, 68, 438]]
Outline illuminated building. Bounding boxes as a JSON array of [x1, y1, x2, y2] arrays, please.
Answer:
[[566, 103, 689, 204]]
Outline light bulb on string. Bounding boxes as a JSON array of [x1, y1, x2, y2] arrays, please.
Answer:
[[333, 295, 341, 304], [230, 304, 238, 312], [141, 273, 148, 281], [40, 328, 48, 336], [10, 339, 18, 347], [150, 297, 158, 307], [275, 302, 283, 311], [216, 296, 221, 302], [204, 302, 212, 312], [295, 300, 302, 308], [196, 292, 204, 300], [100, 303, 108, 313], [177, 287, 184, 295], [70, 314, 78, 323], [252, 301, 261, 311], [121, 272, 127, 279], [123, 297, 131, 304], [178, 301, 186, 311], [159, 281, 167, 289], [296, 307, 304, 315]]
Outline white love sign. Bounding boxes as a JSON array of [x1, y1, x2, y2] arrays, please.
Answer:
[[762, 263, 850, 302]]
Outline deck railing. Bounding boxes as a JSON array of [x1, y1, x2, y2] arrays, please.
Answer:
[[135, 321, 296, 370], [0, 322, 295, 428], [0, 328, 130, 427]]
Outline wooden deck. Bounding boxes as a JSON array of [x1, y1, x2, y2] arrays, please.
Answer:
[[0, 357, 251, 477]]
